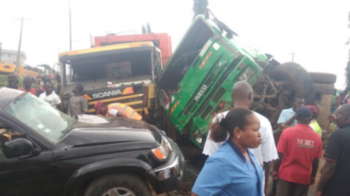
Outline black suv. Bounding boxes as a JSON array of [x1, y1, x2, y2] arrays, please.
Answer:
[[0, 88, 185, 196]]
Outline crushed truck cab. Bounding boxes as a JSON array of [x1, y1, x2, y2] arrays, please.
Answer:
[[157, 16, 267, 148], [157, 15, 315, 149]]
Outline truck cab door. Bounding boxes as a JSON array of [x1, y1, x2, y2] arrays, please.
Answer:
[[0, 121, 62, 196]]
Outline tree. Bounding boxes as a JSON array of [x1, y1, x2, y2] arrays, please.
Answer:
[[142, 23, 152, 34], [142, 25, 147, 34], [146, 23, 152, 33], [193, 0, 209, 19]]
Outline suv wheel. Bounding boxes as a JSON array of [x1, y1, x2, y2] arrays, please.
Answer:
[[84, 174, 151, 196]]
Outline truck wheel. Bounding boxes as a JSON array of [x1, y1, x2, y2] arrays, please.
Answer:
[[84, 174, 151, 196], [309, 72, 337, 84], [269, 62, 315, 104], [314, 83, 335, 95]]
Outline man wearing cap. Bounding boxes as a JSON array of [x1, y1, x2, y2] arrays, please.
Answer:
[[94, 101, 142, 120], [272, 107, 322, 196], [305, 105, 322, 138]]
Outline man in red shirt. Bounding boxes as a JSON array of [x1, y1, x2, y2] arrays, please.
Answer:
[[19, 76, 38, 96], [273, 107, 322, 196]]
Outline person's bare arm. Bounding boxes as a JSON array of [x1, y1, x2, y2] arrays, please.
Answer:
[[191, 193, 199, 196], [264, 162, 271, 194], [316, 160, 336, 193], [272, 153, 283, 180], [56, 103, 63, 112], [310, 158, 320, 185], [116, 111, 128, 118], [284, 114, 297, 127]]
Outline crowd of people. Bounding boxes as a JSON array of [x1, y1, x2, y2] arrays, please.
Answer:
[[5, 74, 350, 196], [192, 81, 350, 196], [6, 74, 88, 117], [5, 74, 142, 120]]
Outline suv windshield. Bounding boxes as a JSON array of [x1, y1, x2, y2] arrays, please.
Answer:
[[4, 93, 76, 143]]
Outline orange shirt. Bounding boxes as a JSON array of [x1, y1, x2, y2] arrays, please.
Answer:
[[19, 87, 38, 96]]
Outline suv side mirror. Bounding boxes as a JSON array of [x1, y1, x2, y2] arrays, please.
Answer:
[[3, 138, 35, 159]]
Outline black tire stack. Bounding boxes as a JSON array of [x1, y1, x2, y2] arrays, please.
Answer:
[[309, 72, 337, 95]]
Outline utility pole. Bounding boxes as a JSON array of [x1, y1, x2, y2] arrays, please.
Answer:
[[290, 52, 296, 62], [14, 16, 30, 74], [69, 0, 72, 50]]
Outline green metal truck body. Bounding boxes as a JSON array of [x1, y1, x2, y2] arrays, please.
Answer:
[[157, 16, 269, 148]]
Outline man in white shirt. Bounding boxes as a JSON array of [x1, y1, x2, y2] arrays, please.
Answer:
[[39, 82, 62, 111], [277, 96, 305, 128], [203, 81, 278, 196]]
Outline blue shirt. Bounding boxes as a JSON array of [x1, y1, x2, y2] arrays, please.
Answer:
[[192, 140, 263, 196], [277, 108, 297, 127]]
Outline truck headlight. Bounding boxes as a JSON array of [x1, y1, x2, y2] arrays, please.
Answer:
[[152, 137, 171, 161]]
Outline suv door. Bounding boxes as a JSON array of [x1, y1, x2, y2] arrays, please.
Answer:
[[0, 120, 62, 196]]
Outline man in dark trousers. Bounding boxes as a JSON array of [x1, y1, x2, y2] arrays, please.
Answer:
[[270, 96, 305, 196], [316, 104, 350, 196], [67, 84, 88, 117], [273, 107, 322, 196]]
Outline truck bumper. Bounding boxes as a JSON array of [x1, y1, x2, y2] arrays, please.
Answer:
[[150, 139, 185, 193]]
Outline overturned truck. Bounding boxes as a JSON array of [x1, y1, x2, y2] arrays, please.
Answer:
[[156, 15, 316, 149]]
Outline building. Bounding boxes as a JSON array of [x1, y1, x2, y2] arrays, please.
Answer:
[[0, 49, 26, 66]]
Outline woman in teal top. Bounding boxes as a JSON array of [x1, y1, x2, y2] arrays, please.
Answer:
[[192, 108, 263, 196]]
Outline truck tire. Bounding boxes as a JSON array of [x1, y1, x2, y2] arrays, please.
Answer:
[[84, 173, 151, 196], [314, 83, 335, 95], [309, 72, 337, 84], [269, 62, 315, 104]]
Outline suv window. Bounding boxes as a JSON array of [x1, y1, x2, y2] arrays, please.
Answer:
[[0, 126, 22, 156], [4, 94, 76, 143]]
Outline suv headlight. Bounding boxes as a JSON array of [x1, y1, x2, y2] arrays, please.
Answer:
[[152, 136, 171, 161]]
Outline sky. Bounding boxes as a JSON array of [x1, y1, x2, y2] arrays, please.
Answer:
[[0, 0, 349, 88]]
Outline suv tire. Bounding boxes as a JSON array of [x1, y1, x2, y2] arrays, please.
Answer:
[[269, 62, 315, 104], [84, 173, 151, 196]]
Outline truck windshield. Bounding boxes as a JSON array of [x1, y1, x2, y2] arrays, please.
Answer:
[[69, 50, 153, 83], [4, 94, 76, 143]]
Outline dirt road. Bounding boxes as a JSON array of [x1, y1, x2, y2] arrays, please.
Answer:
[[165, 158, 325, 196]]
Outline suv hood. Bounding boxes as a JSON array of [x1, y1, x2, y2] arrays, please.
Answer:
[[59, 115, 162, 146]]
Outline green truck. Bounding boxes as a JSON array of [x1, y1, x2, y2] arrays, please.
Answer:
[[156, 15, 315, 149]]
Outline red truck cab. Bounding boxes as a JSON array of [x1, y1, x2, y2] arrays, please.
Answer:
[[94, 33, 172, 68]]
